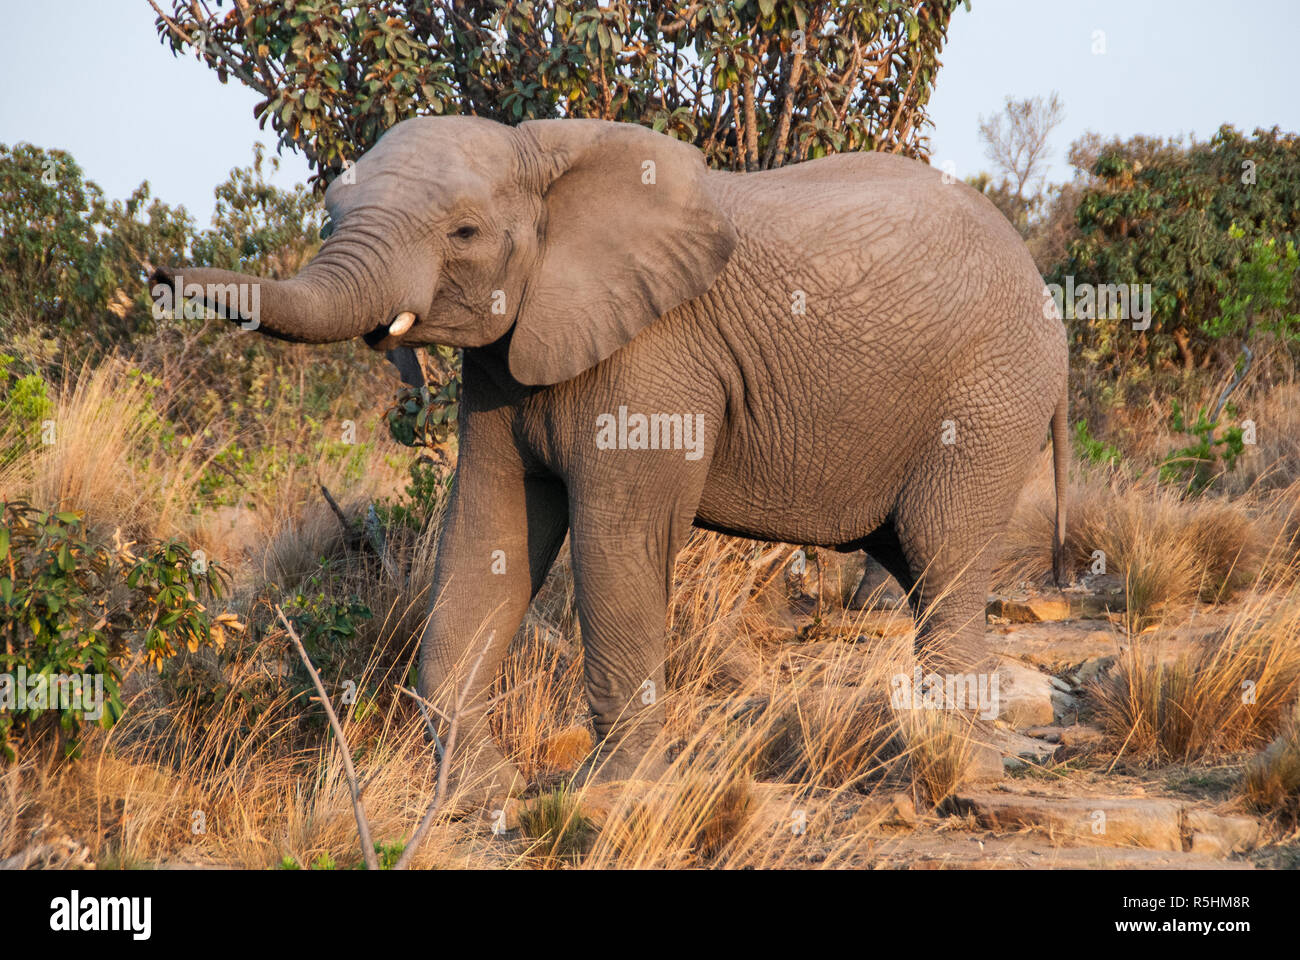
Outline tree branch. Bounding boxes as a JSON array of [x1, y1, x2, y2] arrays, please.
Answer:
[[275, 605, 379, 870], [393, 629, 494, 870]]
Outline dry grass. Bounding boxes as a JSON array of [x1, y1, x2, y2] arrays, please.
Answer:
[[1241, 703, 1300, 828], [1091, 583, 1300, 764], [2, 528, 985, 869], [491, 626, 588, 782], [998, 467, 1270, 629], [8, 353, 1300, 869], [0, 360, 216, 542]]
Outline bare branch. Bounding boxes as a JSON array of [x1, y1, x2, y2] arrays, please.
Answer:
[[393, 630, 494, 870], [275, 605, 379, 870]]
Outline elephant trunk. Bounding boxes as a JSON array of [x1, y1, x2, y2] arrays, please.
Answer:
[[150, 234, 419, 347]]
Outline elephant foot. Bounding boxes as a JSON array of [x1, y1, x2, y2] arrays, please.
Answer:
[[848, 557, 907, 611], [570, 723, 668, 785], [439, 736, 525, 813]]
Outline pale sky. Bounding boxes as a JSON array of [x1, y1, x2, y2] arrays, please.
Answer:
[[1, 0, 1296, 222]]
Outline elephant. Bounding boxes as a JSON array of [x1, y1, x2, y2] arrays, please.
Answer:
[[152, 114, 1069, 795]]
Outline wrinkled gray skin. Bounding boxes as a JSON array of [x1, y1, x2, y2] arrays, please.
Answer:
[[154, 116, 1068, 794]]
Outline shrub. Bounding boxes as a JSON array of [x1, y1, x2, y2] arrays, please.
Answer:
[[0, 354, 53, 467], [0, 500, 231, 760]]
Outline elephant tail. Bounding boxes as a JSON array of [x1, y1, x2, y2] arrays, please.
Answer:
[[1050, 384, 1069, 586]]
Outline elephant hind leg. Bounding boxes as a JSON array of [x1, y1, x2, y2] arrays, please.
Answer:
[[891, 476, 1015, 676], [847, 527, 911, 611]]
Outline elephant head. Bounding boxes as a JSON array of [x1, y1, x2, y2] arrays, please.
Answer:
[[152, 116, 736, 385]]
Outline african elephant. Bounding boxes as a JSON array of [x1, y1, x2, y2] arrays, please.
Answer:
[[152, 115, 1068, 794]]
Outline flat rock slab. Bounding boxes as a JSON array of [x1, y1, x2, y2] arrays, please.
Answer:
[[950, 792, 1186, 851], [988, 726, 1062, 767], [991, 620, 1125, 675], [870, 833, 1255, 870], [948, 791, 1264, 857], [988, 591, 1124, 623]]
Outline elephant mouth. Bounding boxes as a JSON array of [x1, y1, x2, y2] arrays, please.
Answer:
[[362, 311, 419, 351]]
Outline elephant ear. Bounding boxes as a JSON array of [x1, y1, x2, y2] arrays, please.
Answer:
[[509, 119, 736, 386]]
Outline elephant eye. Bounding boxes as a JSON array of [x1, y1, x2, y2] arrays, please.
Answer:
[[319, 218, 335, 240], [450, 225, 478, 240]]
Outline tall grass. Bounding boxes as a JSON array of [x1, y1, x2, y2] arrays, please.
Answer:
[[0, 360, 215, 541], [1092, 583, 1300, 764]]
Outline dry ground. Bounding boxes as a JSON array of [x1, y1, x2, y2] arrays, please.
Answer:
[[3, 361, 1300, 870]]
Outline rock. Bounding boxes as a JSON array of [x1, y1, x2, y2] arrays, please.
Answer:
[[950, 792, 1185, 851], [960, 742, 1006, 783], [889, 791, 917, 824], [1186, 811, 1261, 855], [481, 797, 521, 833], [987, 595, 1072, 623], [876, 834, 1255, 870], [991, 621, 1123, 674], [567, 779, 655, 829], [1074, 655, 1116, 686], [748, 783, 826, 837], [994, 660, 1055, 727], [989, 726, 1060, 767], [848, 791, 917, 831], [1051, 688, 1078, 722], [1057, 724, 1105, 749], [1025, 726, 1063, 743]]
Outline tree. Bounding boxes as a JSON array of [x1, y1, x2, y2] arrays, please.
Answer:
[[150, 0, 968, 186], [1049, 125, 1300, 375], [0, 143, 195, 345], [973, 91, 1064, 235]]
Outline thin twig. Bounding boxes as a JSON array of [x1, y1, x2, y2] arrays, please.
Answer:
[[319, 483, 352, 540], [1211, 342, 1254, 425], [276, 605, 379, 870], [397, 684, 450, 756], [394, 631, 494, 870]]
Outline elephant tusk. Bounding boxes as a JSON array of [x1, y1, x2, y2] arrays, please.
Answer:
[[389, 311, 416, 336]]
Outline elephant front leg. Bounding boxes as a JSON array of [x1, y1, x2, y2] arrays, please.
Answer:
[[567, 481, 704, 783], [419, 470, 568, 804]]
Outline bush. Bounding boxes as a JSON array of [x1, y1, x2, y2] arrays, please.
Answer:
[[0, 500, 232, 760], [1051, 125, 1300, 377], [0, 353, 53, 467]]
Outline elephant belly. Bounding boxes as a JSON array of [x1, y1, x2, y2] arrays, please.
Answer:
[[694, 445, 899, 549]]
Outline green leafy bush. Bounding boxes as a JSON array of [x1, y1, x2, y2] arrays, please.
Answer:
[[1050, 125, 1300, 376], [0, 500, 231, 760], [281, 589, 374, 711], [1073, 418, 1122, 468], [1159, 400, 1246, 494], [0, 353, 53, 466]]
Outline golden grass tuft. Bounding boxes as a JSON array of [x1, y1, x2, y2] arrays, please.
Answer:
[[1091, 584, 1300, 764], [518, 783, 594, 864], [1241, 703, 1300, 828], [997, 468, 1268, 629], [0, 360, 215, 542]]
